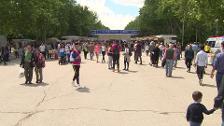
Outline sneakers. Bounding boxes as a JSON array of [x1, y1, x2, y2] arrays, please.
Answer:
[[72, 81, 77, 87]]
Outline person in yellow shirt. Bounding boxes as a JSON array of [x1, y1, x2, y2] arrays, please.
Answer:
[[204, 43, 211, 53]]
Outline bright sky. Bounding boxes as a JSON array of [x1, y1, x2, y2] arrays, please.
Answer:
[[76, 0, 144, 30]]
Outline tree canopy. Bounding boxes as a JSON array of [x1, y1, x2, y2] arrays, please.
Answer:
[[0, 0, 109, 40], [125, 0, 224, 44]]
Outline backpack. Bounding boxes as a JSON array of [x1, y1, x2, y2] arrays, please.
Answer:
[[37, 53, 45, 68], [70, 50, 81, 63]]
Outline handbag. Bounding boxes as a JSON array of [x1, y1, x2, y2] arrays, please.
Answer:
[[18, 66, 24, 78]]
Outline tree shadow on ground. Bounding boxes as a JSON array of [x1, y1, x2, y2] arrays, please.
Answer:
[[202, 84, 216, 88], [76, 87, 90, 93], [20, 82, 49, 87]]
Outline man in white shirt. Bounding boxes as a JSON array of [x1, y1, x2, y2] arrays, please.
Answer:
[[39, 43, 46, 58], [195, 45, 208, 85]]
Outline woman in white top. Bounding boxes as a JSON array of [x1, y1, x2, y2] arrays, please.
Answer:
[[123, 44, 131, 71], [101, 44, 106, 63]]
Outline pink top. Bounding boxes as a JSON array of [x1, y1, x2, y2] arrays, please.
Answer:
[[94, 44, 101, 54]]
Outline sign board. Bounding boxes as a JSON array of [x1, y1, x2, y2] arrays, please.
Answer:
[[91, 30, 140, 36]]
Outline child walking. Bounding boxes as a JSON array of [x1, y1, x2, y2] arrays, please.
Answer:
[[186, 91, 216, 126]]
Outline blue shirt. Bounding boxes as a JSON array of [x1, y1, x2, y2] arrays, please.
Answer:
[[213, 52, 224, 74]]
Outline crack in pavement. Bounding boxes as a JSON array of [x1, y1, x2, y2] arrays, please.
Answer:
[[9, 106, 221, 126], [14, 111, 43, 126], [35, 89, 47, 107], [14, 88, 47, 126], [40, 107, 186, 115], [0, 111, 31, 114]]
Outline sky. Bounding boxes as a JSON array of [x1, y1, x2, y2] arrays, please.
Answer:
[[76, 0, 144, 30]]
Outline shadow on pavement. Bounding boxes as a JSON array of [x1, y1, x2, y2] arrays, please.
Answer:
[[128, 70, 138, 73], [202, 84, 216, 88], [175, 66, 185, 69], [76, 87, 90, 93], [20, 83, 49, 87], [170, 76, 185, 79], [117, 71, 128, 74]]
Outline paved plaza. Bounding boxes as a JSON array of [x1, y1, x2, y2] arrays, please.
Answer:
[[0, 56, 220, 126]]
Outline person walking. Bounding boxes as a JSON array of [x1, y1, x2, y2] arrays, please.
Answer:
[[71, 43, 81, 87], [152, 44, 160, 67], [186, 91, 216, 126], [145, 43, 149, 56], [112, 41, 121, 72], [185, 45, 195, 72], [65, 43, 71, 63], [194, 45, 208, 86], [83, 42, 89, 60], [123, 44, 131, 71], [94, 43, 101, 63], [173, 44, 178, 68], [34, 49, 45, 83], [58, 44, 66, 65], [163, 44, 175, 77], [135, 41, 142, 64], [88, 42, 94, 60], [39, 43, 46, 58], [101, 43, 106, 63], [20, 45, 35, 84], [211, 41, 224, 91], [107, 43, 113, 69]]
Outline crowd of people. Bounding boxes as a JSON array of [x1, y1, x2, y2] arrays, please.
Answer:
[[1, 38, 224, 126]]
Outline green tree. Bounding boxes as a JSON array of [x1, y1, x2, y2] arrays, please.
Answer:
[[0, 0, 109, 40]]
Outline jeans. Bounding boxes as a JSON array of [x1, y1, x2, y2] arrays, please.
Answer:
[[108, 56, 113, 68], [112, 54, 120, 70], [124, 57, 129, 70], [73, 65, 80, 84], [197, 66, 205, 80], [165, 59, 174, 77], [190, 121, 201, 126], [222, 107, 224, 126], [216, 73, 224, 91], [102, 51, 106, 63], [186, 58, 193, 71]]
